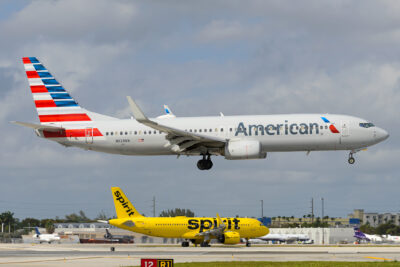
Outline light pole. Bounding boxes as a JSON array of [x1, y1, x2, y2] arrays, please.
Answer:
[[321, 197, 324, 245]]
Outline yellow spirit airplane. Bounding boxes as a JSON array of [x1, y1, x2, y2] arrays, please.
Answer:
[[99, 187, 269, 247]]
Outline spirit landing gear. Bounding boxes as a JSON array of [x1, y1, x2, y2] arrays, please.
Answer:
[[245, 239, 251, 247], [181, 240, 190, 247], [200, 241, 210, 247], [348, 152, 355, 164], [197, 154, 213, 170]]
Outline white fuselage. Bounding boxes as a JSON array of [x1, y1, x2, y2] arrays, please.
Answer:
[[250, 233, 311, 243], [33, 233, 60, 243], [42, 114, 388, 157]]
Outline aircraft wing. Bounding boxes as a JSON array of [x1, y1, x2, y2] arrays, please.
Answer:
[[195, 213, 226, 238], [127, 97, 226, 154], [12, 121, 65, 132]]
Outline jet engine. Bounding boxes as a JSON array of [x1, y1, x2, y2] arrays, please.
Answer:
[[224, 140, 266, 160], [218, 231, 241, 244]]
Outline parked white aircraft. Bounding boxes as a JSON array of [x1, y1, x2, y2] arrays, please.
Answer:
[[33, 227, 60, 244], [249, 233, 312, 244], [354, 228, 383, 243], [14, 57, 389, 170], [383, 235, 400, 243]]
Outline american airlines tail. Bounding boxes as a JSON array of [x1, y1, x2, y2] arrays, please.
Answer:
[[22, 57, 116, 123]]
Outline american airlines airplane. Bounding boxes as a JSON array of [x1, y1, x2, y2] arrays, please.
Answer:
[[14, 57, 389, 170]]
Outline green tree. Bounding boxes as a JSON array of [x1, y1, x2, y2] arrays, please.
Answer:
[[45, 220, 55, 234], [20, 218, 40, 229], [95, 210, 108, 220], [0, 211, 17, 232], [64, 210, 91, 222], [360, 223, 375, 234], [159, 208, 194, 217]]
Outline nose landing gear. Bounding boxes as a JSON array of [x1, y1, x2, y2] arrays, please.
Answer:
[[197, 154, 213, 170], [348, 152, 355, 164]]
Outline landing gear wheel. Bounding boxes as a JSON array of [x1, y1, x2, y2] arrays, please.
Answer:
[[246, 242, 251, 247], [197, 160, 205, 170], [181, 241, 189, 247], [200, 241, 210, 247], [197, 154, 213, 170], [348, 152, 355, 164]]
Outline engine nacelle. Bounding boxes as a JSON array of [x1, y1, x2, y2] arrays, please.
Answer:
[[224, 140, 266, 160], [218, 231, 241, 244]]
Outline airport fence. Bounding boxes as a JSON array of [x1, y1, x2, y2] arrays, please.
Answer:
[[0, 238, 22, 243]]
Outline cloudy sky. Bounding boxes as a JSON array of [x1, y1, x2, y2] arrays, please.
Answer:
[[0, 0, 398, 220]]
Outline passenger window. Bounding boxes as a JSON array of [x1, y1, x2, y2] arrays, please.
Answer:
[[106, 132, 109, 136], [194, 129, 197, 132], [209, 129, 212, 132], [220, 128, 223, 132], [229, 128, 232, 132], [320, 126, 323, 130], [325, 126, 328, 129], [215, 128, 218, 132], [190, 129, 192, 132], [199, 129, 202, 132], [111, 132, 113, 136], [125, 132, 128, 135], [154, 131, 156, 134], [134, 131, 137, 135], [120, 131, 123, 135], [204, 129, 207, 132], [148, 131, 151, 135], [144, 131, 147, 134]]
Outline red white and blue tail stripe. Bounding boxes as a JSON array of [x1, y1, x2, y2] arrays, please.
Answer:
[[22, 57, 92, 124]]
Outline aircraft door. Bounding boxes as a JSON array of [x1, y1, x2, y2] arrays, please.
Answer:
[[341, 121, 350, 137], [85, 127, 93, 144]]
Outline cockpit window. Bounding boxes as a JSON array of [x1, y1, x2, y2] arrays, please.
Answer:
[[359, 122, 375, 128]]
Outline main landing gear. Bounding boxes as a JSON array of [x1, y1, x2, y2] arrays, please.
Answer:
[[245, 239, 251, 247], [197, 154, 213, 170], [348, 152, 355, 164], [181, 241, 190, 247], [200, 241, 210, 247]]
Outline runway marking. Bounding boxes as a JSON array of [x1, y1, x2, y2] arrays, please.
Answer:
[[0, 256, 136, 265], [365, 256, 393, 261]]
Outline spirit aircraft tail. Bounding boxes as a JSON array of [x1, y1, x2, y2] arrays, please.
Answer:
[[111, 187, 143, 218]]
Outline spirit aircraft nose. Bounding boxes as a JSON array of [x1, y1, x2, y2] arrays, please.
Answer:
[[375, 128, 389, 142]]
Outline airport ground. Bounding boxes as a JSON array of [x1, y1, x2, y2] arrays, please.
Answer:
[[0, 244, 400, 266]]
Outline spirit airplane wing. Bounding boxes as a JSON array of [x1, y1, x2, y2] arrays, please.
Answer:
[[127, 96, 225, 154], [196, 213, 226, 238]]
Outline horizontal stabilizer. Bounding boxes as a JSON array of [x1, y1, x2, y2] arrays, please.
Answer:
[[12, 121, 64, 132]]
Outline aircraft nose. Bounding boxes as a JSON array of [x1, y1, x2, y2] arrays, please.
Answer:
[[375, 128, 389, 142]]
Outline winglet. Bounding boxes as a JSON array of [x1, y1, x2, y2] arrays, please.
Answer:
[[164, 105, 174, 115], [126, 96, 148, 122], [216, 213, 225, 228]]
